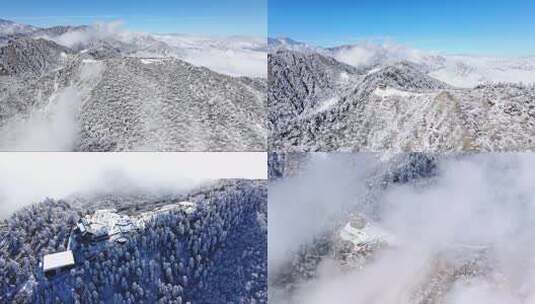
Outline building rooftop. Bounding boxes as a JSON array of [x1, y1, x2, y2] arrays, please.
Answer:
[[177, 201, 197, 214], [84, 209, 136, 237], [43, 250, 75, 272]]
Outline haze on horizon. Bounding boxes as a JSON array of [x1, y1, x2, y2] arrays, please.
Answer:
[[2, 0, 267, 37], [269, 0, 535, 57]]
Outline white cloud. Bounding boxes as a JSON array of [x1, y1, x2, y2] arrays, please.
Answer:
[[268, 153, 378, 276], [270, 153, 535, 303], [0, 152, 266, 218], [44, 21, 267, 77], [46, 20, 134, 48], [447, 280, 523, 304], [327, 40, 535, 87], [153, 34, 267, 77], [182, 48, 266, 77], [0, 61, 105, 151], [331, 40, 438, 68]]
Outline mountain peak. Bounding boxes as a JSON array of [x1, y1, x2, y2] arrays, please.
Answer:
[[268, 37, 322, 54], [0, 18, 14, 24], [268, 37, 302, 45], [0, 18, 37, 36]]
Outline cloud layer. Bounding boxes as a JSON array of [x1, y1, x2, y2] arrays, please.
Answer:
[[270, 153, 535, 304], [44, 21, 267, 77], [0, 152, 266, 218], [0, 60, 104, 151]]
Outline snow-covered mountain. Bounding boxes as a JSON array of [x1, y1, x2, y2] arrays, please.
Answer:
[[269, 37, 535, 88], [0, 19, 37, 36], [0, 19, 267, 151], [269, 39, 535, 151], [1, 19, 266, 77], [268, 49, 362, 130], [0, 180, 267, 303], [0, 38, 71, 76], [327, 41, 535, 88], [269, 153, 535, 304], [268, 37, 321, 54], [0, 54, 266, 151], [35, 22, 267, 78]]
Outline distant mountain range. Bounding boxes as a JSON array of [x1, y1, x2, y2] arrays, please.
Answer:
[[269, 37, 535, 152], [0, 19, 267, 151], [269, 37, 535, 87], [0, 19, 267, 77], [0, 18, 38, 36]]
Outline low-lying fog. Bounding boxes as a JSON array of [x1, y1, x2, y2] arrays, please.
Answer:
[[269, 153, 535, 304], [0, 152, 266, 218]]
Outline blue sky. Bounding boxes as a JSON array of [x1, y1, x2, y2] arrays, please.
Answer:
[[269, 0, 535, 56], [2, 0, 266, 36]]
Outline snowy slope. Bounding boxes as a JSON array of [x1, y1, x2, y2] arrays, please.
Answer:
[[1, 19, 266, 78], [268, 49, 362, 131], [0, 20, 267, 151], [0, 54, 266, 151], [0, 180, 267, 304], [78, 57, 266, 151], [0, 38, 71, 76], [269, 41, 535, 151]]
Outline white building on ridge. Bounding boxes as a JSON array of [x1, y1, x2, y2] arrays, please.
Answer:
[[42, 250, 75, 278]]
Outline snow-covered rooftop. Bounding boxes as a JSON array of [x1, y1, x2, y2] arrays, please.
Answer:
[[373, 87, 428, 98], [177, 201, 197, 214], [85, 209, 136, 236], [80, 203, 197, 240], [339, 221, 398, 246], [43, 250, 75, 272], [140, 58, 166, 65]]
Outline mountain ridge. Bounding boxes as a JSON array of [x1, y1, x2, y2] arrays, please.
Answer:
[[0, 20, 267, 151], [269, 45, 535, 151]]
